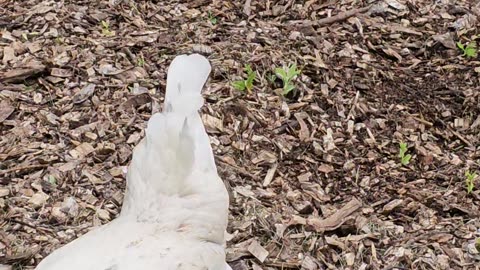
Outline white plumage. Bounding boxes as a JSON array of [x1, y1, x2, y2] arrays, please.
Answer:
[[35, 54, 231, 270]]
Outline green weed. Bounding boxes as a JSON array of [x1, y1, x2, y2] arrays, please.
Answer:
[[48, 175, 57, 185], [274, 64, 301, 95], [101, 20, 114, 36], [457, 41, 478, 58], [232, 64, 256, 93], [398, 142, 411, 166], [465, 170, 477, 194], [268, 73, 277, 84], [208, 11, 217, 25], [54, 37, 64, 45], [137, 55, 145, 67]]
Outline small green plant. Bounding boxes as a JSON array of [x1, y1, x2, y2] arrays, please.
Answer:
[[137, 55, 145, 67], [268, 73, 276, 84], [476, 238, 480, 252], [208, 11, 217, 25], [21, 32, 39, 41], [101, 20, 114, 36], [54, 37, 64, 45], [274, 64, 301, 95], [457, 41, 478, 58], [232, 64, 256, 93], [398, 142, 411, 166], [48, 175, 57, 185], [465, 170, 477, 194]]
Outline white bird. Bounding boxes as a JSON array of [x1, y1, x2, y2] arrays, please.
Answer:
[[35, 54, 231, 270]]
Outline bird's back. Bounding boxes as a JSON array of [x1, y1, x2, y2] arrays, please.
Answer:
[[35, 54, 230, 270], [36, 218, 228, 270]]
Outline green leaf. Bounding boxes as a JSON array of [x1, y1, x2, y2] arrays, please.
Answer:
[[232, 80, 246, 91], [282, 83, 295, 95], [467, 182, 474, 193], [287, 64, 301, 78], [467, 177, 474, 193], [208, 11, 217, 25], [398, 142, 411, 165], [465, 170, 477, 193], [401, 154, 411, 166], [246, 75, 255, 91], [137, 57, 145, 67], [48, 175, 57, 185], [466, 41, 477, 49], [457, 41, 478, 58], [268, 74, 276, 83], [466, 170, 475, 180], [245, 64, 253, 74], [275, 68, 287, 81], [275, 64, 301, 95], [399, 142, 408, 157], [101, 20, 109, 29], [465, 47, 478, 58]]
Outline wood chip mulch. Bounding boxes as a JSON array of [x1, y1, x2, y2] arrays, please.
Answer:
[[1, 0, 479, 269]]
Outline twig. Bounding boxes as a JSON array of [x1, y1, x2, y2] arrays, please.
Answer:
[[317, 5, 372, 26], [290, 5, 372, 27], [0, 164, 49, 176], [217, 160, 260, 181], [411, 115, 433, 127], [448, 127, 473, 147], [8, 218, 54, 233], [264, 260, 300, 268]]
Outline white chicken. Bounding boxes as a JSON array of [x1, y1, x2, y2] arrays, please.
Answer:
[[35, 54, 231, 270]]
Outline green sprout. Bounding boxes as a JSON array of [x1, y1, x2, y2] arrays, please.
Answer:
[[268, 73, 276, 84], [208, 11, 217, 25], [398, 142, 411, 166], [55, 37, 64, 45], [137, 55, 145, 67], [457, 41, 478, 58], [101, 20, 114, 36], [48, 175, 57, 185], [465, 170, 477, 194], [232, 64, 256, 93], [274, 64, 301, 95]]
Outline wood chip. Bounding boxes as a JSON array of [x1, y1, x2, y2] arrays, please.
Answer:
[[0, 100, 14, 123], [307, 198, 362, 232], [247, 240, 269, 263], [28, 192, 49, 209], [69, 142, 95, 159], [262, 163, 277, 187]]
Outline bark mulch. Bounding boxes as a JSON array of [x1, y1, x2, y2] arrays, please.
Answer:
[[1, 0, 479, 269]]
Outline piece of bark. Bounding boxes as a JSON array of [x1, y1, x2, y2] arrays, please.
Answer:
[[307, 197, 362, 232]]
